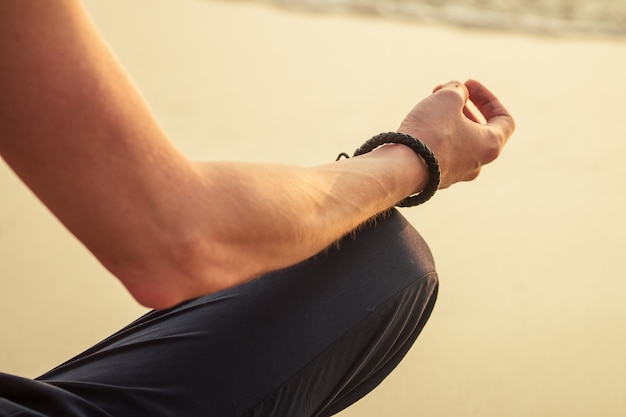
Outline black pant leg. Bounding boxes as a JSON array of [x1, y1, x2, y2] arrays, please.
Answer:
[[1, 209, 438, 417]]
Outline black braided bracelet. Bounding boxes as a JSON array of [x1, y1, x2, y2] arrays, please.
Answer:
[[344, 132, 441, 207]]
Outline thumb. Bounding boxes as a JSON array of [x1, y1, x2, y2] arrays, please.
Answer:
[[432, 81, 470, 109]]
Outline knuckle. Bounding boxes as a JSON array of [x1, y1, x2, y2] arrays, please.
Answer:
[[482, 140, 502, 164], [508, 115, 517, 134], [466, 167, 481, 182]]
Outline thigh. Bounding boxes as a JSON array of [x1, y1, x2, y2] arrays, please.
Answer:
[[27, 209, 437, 417]]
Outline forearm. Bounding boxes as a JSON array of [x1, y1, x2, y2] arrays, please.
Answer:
[[120, 145, 427, 308], [193, 144, 427, 285], [95, 146, 427, 309]]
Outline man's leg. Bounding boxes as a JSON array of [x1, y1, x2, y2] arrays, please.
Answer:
[[1, 209, 438, 417]]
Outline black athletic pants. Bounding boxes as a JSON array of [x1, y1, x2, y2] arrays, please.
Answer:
[[0, 209, 438, 417]]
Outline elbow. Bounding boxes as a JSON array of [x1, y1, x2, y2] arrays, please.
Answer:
[[103, 259, 198, 310], [99, 233, 257, 310]]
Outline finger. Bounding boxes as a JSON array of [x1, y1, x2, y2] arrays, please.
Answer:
[[465, 79, 515, 137]]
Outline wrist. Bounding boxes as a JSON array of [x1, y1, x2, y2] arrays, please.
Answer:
[[372, 144, 429, 197], [355, 132, 440, 207]]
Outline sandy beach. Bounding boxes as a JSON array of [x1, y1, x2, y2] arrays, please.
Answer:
[[1, 0, 625, 415]]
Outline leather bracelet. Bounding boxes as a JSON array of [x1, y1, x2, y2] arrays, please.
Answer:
[[339, 132, 440, 207]]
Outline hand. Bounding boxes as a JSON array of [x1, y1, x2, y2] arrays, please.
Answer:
[[398, 79, 515, 189]]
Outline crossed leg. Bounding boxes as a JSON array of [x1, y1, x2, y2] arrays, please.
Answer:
[[0, 209, 438, 417]]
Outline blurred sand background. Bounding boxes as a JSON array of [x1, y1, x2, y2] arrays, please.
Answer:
[[1, 0, 626, 415]]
